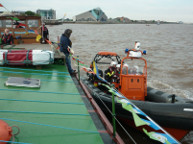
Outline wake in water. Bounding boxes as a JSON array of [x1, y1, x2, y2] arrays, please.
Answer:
[[148, 80, 193, 100]]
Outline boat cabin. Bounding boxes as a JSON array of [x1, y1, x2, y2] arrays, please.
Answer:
[[0, 15, 41, 44], [89, 43, 147, 101], [119, 49, 147, 101]]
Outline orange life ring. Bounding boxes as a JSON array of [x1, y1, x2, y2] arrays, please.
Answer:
[[0, 120, 12, 144]]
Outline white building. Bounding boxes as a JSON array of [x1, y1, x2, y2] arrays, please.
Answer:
[[36, 9, 56, 20], [73, 8, 107, 22]]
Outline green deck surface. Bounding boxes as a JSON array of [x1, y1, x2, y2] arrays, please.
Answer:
[[0, 65, 104, 144]]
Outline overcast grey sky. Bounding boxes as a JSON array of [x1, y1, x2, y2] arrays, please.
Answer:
[[1, 0, 193, 22]]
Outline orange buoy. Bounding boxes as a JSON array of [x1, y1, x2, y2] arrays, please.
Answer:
[[0, 120, 12, 144]]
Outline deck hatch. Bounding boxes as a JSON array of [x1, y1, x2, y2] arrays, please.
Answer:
[[5, 77, 40, 88]]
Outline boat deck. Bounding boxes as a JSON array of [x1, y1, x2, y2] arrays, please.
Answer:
[[0, 64, 107, 144]]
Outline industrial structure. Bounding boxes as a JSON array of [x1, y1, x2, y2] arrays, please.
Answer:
[[36, 9, 56, 20], [73, 8, 107, 22]]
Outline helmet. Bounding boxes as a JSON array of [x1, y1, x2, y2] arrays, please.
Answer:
[[133, 65, 139, 72], [116, 64, 121, 68], [123, 64, 129, 67], [135, 41, 140, 50], [110, 61, 117, 67]]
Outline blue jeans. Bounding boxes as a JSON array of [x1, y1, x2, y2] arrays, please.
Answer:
[[65, 53, 73, 74]]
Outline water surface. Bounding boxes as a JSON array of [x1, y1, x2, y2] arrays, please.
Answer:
[[48, 24, 193, 143]]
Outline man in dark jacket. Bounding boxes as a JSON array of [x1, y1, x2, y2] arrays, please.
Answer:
[[60, 29, 76, 75]]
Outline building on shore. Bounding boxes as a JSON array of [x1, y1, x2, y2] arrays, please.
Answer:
[[115, 17, 131, 23], [36, 9, 56, 20], [12, 11, 26, 15], [73, 8, 108, 22], [0, 11, 26, 16]]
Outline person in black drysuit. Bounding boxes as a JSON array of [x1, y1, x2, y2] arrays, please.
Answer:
[[1, 28, 14, 45], [60, 29, 76, 75], [40, 23, 49, 43]]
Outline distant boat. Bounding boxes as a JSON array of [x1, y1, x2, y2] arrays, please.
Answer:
[[43, 19, 63, 25]]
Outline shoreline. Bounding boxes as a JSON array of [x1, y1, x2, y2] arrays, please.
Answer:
[[46, 21, 184, 25]]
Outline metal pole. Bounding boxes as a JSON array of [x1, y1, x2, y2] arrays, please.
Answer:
[[112, 93, 116, 137], [77, 56, 80, 81]]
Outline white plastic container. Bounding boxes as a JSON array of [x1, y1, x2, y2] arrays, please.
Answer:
[[129, 51, 142, 58]]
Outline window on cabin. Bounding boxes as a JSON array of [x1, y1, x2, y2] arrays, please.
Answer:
[[6, 20, 12, 27], [28, 20, 38, 27], [0, 20, 2, 27], [122, 59, 145, 75], [0, 20, 12, 28], [13, 20, 26, 29]]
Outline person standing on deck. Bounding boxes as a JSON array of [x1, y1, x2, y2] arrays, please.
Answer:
[[39, 23, 49, 44], [1, 28, 14, 45], [60, 29, 76, 75]]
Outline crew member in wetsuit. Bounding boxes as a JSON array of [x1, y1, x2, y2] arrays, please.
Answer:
[[115, 64, 121, 83], [1, 28, 14, 45], [105, 61, 117, 82], [122, 63, 129, 74]]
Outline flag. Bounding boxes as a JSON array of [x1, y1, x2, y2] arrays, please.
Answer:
[[81, 67, 95, 74], [0, 3, 4, 7], [72, 56, 85, 64], [28, 30, 34, 33], [10, 17, 20, 21], [34, 30, 39, 35], [18, 22, 27, 27], [121, 103, 148, 127], [143, 128, 170, 144], [45, 39, 52, 45]]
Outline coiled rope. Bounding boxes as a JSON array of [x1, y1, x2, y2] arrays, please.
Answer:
[[11, 125, 20, 144]]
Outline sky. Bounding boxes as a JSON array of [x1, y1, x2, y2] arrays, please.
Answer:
[[1, 0, 193, 23]]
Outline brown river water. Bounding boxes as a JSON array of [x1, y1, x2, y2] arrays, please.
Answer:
[[48, 24, 193, 143]]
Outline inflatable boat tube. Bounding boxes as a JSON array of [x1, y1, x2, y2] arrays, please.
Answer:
[[0, 50, 54, 65], [82, 78, 193, 130]]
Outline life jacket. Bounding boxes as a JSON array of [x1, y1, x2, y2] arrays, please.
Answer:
[[3, 34, 12, 44]]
